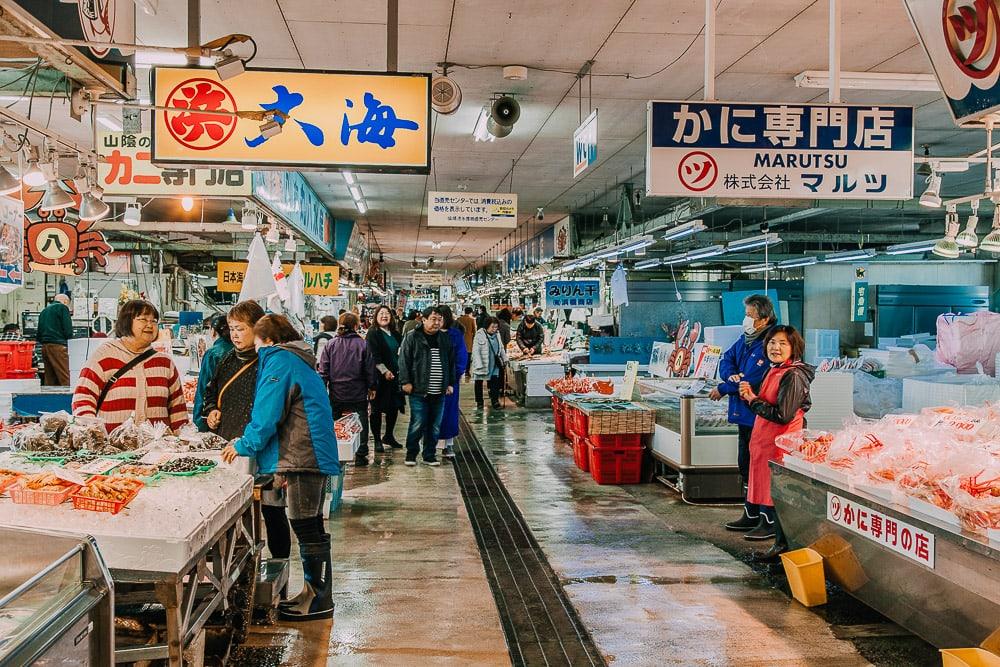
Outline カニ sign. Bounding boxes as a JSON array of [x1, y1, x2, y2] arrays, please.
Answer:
[[152, 67, 430, 173]]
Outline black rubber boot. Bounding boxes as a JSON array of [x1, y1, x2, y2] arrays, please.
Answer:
[[744, 508, 777, 541], [279, 537, 334, 621], [752, 515, 788, 562], [725, 503, 760, 531]]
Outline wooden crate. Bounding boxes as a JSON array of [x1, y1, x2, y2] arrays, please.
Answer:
[[576, 402, 655, 435]]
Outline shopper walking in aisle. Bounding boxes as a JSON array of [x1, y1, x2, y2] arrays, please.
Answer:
[[739, 325, 814, 561], [37, 294, 74, 386], [221, 314, 340, 621], [472, 317, 508, 410], [366, 305, 404, 451], [496, 308, 512, 347], [73, 300, 187, 433], [201, 302, 291, 572], [458, 307, 477, 379], [515, 314, 544, 358], [313, 315, 338, 358], [438, 306, 468, 459], [398, 306, 455, 466], [401, 310, 423, 337], [475, 305, 489, 331], [709, 294, 777, 532], [193, 315, 234, 432], [318, 312, 377, 466]]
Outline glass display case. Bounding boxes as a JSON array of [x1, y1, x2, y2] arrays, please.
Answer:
[[0, 526, 113, 665]]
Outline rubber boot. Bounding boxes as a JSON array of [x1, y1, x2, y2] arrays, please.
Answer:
[[279, 537, 334, 621], [725, 502, 760, 531], [744, 506, 777, 541], [752, 514, 789, 562]]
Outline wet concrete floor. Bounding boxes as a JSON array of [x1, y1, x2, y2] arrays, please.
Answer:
[[241, 382, 937, 666]]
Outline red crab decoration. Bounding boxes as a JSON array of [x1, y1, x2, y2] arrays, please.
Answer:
[[24, 208, 112, 276]]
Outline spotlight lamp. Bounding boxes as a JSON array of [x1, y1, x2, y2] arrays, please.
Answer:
[[980, 206, 1000, 253], [956, 204, 980, 249], [123, 203, 141, 226], [920, 172, 942, 208], [933, 207, 961, 259]]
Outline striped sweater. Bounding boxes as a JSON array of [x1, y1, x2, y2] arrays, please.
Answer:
[[72, 339, 188, 433]]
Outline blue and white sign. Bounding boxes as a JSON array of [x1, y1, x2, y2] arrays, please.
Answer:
[[253, 171, 333, 252], [573, 110, 598, 178], [646, 101, 913, 200], [904, 0, 1000, 125], [544, 279, 600, 309]]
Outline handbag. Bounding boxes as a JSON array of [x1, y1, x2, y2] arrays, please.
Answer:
[[95, 349, 157, 413]]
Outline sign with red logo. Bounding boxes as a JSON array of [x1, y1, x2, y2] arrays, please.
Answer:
[[905, 0, 1000, 124], [827, 492, 935, 569], [18, 182, 112, 276]]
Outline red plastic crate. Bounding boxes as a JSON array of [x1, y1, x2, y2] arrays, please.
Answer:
[[589, 433, 643, 448], [589, 446, 643, 485], [554, 407, 566, 436], [573, 435, 591, 472], [0, 342, 35, 371], [3, 369, 37, 380], [573, 409, 589, 435], [0, 351, 11, 377], [563, 405, 579, 437]]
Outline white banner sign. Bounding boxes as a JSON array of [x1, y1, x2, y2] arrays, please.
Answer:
[[646, 101, 913, 199], [574, 109, 598, 177], [826, 492, 935, 569], [0, 196, 23, 294], [428, 192, 517, 228], [98, 132, 251, 196], [553, 216, 572, 258], [903, 0, 998, 125], [412, 272, 445, 288]]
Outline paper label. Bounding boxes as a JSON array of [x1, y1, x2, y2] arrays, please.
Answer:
[[618, 361, 639, 400], [827, 492, 934, 569], [48, 466, 86, 486], [74, 459, 120, 476]]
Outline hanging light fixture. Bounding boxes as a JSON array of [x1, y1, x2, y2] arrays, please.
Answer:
[[123, 203, 141, 226], [21, 159, 45, 187], [225, 207, 239, 224], [181, 195, 195, 212], [980, 206, 1000, 253], [240, 206, 258, 231], [265, 223, 281, 244], [0, 165, 20, 196], [919, 173, 942, 208], [916, 145, 932, 177], [777, 256, 819, 268], [76, 180, 110, 222], [956, 203, 980, 249], [932, 207, 961, 259], [284, 234, 297, 253], [38, 181, 74, 213]]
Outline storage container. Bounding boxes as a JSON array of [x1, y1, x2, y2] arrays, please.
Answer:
[[940, 648, 1000, 667], [588, 432, 642, 448], [71, 476, 144, 514], [572, 435, 590, 472], [0, 342, 35, 371], [804, 329, 840, 365], [588, 445, 642, 485], [779, 547, 828, 607]]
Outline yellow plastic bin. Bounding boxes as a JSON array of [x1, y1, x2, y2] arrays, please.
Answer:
[[779, 547, 828, 607], [941, 648, 1000, 667]]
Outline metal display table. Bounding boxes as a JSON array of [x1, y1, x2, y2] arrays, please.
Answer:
[[0, 457, 258, 665], [772, 463, 1000, 650]]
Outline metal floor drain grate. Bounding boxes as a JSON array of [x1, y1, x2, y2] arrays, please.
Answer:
[[453, 416, 602, 667]]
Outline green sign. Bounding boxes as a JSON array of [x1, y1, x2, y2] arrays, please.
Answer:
[[852, 281, 869, 322]]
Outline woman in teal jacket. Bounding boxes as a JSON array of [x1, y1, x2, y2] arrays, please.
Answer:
[[222, 314, 340, 622]]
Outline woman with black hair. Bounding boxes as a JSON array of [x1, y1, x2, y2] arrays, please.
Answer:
[[366, 305, 404, 451], [438, 305, 468, 458], [739, 325, 814, 561], [193, 314, 234, 432]]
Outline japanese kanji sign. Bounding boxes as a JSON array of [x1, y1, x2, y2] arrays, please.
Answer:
[[427, 192, 517, 228], [152, 67, 430, 173], [646, 101, 913, 199], [544, 279, 600, 309], [852, 281, 869, 322], [217, 261, 339, 295], [98, 132, 251, 196], [574, 110, 598, 178], [827, 492, 935, 569], [904, 0, 1000, 125], [412, 273, 445, 289]]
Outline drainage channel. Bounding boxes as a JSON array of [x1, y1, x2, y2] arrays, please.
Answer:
[[453, 416, 602, 667]]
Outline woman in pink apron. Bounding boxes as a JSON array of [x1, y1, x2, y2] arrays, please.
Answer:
[[739, 325, 814, 561]]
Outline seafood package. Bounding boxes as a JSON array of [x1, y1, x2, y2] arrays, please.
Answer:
[[334, 413, 363, 441], [546, 377, 615, 396]]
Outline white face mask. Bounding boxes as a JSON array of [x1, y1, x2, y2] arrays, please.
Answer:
[[742, 316, 757, 335]]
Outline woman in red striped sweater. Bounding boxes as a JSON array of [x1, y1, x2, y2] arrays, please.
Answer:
[[73, 300, 188, 433]]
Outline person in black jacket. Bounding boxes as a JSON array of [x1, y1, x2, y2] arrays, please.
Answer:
[[515, 315, 544, 357], [203, 300, 291, 566], [366, 305, 405, 451], [397, 306, 455, 466]]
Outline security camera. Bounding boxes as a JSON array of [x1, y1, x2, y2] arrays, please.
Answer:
[[536, 207, 544, 222]]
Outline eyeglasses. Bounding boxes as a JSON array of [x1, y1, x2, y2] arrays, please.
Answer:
[[135, 317, 159, 325]]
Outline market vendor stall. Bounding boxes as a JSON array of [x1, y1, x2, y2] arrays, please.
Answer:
[[772, 406, 1000, 650], [509, 353, 569, 408]]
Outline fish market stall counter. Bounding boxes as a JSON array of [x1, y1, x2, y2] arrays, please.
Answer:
[[509, 353, 569, 408], [0, 452, 257, 665]]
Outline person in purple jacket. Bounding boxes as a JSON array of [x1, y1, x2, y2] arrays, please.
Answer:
[[708, 294, 776, 531], [437, 305, 468, 459], [318, 312, 378, 467]]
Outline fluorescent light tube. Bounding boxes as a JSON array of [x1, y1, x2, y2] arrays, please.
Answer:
[[349, 185, 363, 201], [727, 233, 782, 252], [742, 263, 775, 273], [634, 258, 662, 270], [884, 240, 937, 255], [777, 256, 819, 268], [97, 115, 123, 132], [662, 220, 706, 242], [343, 171, 356, 186], [685, 244, 726, 260], [793, 70, 939, 92], [823, 248, 876, 263]]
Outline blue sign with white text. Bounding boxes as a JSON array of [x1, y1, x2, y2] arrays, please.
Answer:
[[545, 279, 600, 308]]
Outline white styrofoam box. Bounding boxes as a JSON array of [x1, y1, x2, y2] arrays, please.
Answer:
[[703, 325, 743, 352], [902, 375, 1000, 412], [68, 338, 107, 384], [804, 329, 840, 364], [338, 433, 360, 461], [858, 348, 891, 365], [808, 372, 855, 431], [0, 379, 42, 393]]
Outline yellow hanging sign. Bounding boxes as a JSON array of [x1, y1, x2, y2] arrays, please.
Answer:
[[217, 261, 340, 296]]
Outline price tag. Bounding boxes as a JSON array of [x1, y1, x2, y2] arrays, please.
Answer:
[[47, 466, 86, 486], [886, 414, 917, 428], [74, 459, 119, 476], [139, 450, 167, 465]]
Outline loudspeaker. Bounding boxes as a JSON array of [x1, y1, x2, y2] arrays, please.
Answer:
[[490, 96, 520, 128]]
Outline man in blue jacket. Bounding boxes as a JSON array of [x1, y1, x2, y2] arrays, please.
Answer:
[[709, 294, 776, 531]]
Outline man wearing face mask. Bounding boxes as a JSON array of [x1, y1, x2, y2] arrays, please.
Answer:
[[708, 294, 776, 531]]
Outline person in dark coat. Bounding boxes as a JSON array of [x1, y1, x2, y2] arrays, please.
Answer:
[[366, 305, 404, 451], [437, 306, 468, 459], [709, 294, 777, 532], [193, 314, 234, 432], [496, 308, 512, 347], [318, 312, 378, 467], [515, 314, 544, 357], [203, 301, 291, 567]]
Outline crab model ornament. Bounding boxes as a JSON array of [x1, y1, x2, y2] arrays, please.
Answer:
[[24, 208, 112, 276]]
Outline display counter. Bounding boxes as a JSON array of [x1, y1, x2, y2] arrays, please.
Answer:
[[0, 526, 113, 665], [772, 463, 1000, 650], [572, 363, 650, 377], [509, 354, 568, 408], [637, 378, 740, 501], [0, 453, 257, 665]]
